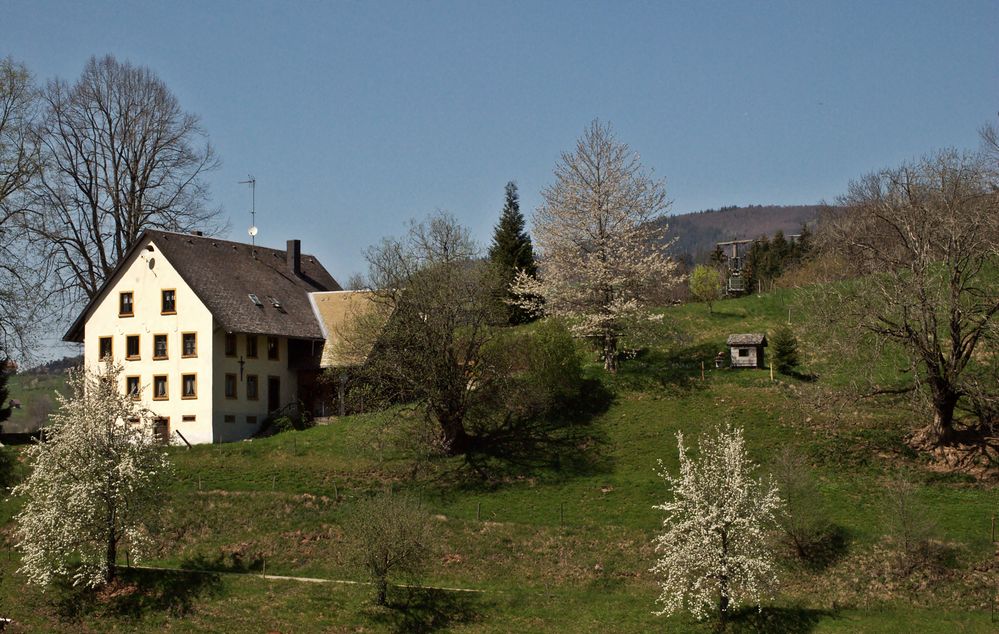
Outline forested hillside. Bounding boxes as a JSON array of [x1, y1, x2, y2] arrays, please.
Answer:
[[658, 204, 823, 264]]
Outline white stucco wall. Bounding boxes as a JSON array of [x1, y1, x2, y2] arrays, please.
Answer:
[[211, 332, 298, 442], [83, 237, 216, 444]]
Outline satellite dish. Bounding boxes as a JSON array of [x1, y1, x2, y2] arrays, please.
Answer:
[[248, 226, 258, 237]]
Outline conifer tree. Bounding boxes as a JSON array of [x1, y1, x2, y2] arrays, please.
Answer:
[[0, 358, 11, 424], [771, 325, 800, 375], [489, 181, 537, 324]]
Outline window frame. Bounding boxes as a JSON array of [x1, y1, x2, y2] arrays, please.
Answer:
[[181, 332, 198, 358], [125, 334, 141, 360], [181, 373, 197, 400], [125, 375, 141, 400], [152, 375, 169, 401], [738, 348, 750, 358], [153, 334, 168, 360], [223, 414, 236, 424], [161, 288, 177, 315], [246, 335, 258, 359], [246, 415, 258, 425], [224, 373, 237, 400], [246, 374, 259, 400], [98, 336, 113, 361], [182, 414, 196, 422], [267, 336, 279, 361], [225, 333, 237, 357], [119, 291, 134, 317]]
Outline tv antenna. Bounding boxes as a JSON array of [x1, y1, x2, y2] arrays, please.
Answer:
[[239, 175, 257, 245]]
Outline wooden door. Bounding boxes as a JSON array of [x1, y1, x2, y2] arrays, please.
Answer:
[[267, 376, 281, 413]]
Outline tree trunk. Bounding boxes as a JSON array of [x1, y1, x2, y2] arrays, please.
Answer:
[[927, 378, 960, 445], [603, 333, 617, 373], [375, 576, 388, 606], [718, 528, 729, 626], [105, 535, 117, 584], [439, 411, 471, 455]]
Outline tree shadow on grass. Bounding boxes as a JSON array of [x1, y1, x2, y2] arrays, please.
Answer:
[[615, 343, 721, 394], [459, 378, 615, 483], [53, 566, 222, 622], [798, 524, 851, 572], [727, 605, 836, 633], [180, 551, 265, 573], [367, 587, 486, 633], [782, 369, 819, 383]]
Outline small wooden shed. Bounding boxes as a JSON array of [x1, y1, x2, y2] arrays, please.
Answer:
[[726, 333, 767, 369]]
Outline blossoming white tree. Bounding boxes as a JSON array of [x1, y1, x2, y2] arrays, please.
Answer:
[[650, 423, 783, 624], [512, 120, 680, 372], [13, 365, 170, 588]]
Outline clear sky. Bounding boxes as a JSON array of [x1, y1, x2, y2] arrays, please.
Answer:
[[4, 0, 998, 285]]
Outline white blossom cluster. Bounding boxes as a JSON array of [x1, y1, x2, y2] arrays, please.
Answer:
[[510, 121, 681, 370], [13, 365, 171, 587], [650, 423, 783, 621]]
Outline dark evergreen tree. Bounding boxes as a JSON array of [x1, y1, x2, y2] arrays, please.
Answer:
[[792, 223, 813, 263], [771, 326, 800, 375], [770, 231, 790, 277], [709, 244, 727, 266], [0, 357, 12, 424], [489, 181, 537, 324]]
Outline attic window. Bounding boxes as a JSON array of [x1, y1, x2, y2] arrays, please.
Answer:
[[268, 296, 286, 313], [248, 293, 263, 307]]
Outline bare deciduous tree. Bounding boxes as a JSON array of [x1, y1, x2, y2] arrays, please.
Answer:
[[881, 475, 937, 576], [513, 120, 680, 372], [0, 58, 46, 359], [24, 55, 223, 304], [344, 493, 439, 606], [341, 212, 504, 455], [818, 149, 999, 446]]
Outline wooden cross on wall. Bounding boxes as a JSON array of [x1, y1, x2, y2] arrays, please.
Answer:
[[238, 356, 245, 381]]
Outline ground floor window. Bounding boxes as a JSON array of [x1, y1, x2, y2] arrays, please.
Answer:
[[152, 417, 169, 444]]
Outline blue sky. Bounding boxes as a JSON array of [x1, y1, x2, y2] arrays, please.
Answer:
[[4, 0, 998, 284]]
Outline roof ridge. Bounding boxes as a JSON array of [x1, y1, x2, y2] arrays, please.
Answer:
[[145, 229, 322, 260]]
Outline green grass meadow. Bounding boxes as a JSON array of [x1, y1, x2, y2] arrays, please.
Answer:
[[1, 289, 996, 632]]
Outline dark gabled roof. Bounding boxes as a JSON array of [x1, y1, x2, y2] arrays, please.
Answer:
[[726, 333, 767, 346], [64, 230, 340, 342]]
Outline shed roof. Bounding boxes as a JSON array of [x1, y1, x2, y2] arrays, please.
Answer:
[[310, 290, 393, 368], [726, 333, 768, 346], [64, 230, 340, 342]]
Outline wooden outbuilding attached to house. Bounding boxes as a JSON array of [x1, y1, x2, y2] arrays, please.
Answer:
[[726, 333, 767, 369]]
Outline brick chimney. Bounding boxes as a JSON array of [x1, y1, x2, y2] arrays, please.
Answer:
[[287, 239, 301, 276]]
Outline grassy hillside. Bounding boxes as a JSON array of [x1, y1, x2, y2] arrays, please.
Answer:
[[0, 289, 996, 632], [2, 373, 66, 434]]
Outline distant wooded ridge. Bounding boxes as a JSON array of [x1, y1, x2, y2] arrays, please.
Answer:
[[653, 204, 824, 265], [23, 355, 82, 375]]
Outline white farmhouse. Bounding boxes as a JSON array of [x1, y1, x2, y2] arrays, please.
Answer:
[[64, 230, 342, 444]]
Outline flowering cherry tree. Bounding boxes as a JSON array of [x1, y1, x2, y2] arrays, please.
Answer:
[[13, 364, 170, 587], [650, 423, 783, 624], [512, 120, 680, 372]]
